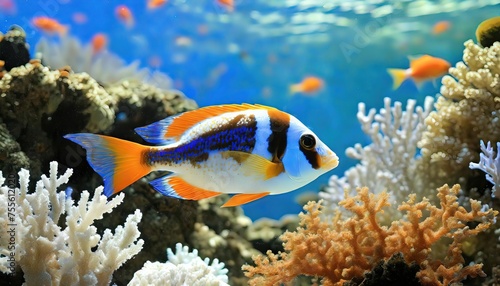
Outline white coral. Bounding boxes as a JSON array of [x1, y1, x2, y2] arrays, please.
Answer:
[[35, 36, 173, 89], [320, 96, 434, 209], [469, 141, 500, 198], [0, 161, 144, 286], [129, 243, 229, 286]]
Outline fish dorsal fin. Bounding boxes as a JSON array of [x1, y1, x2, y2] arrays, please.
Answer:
[[408, 54, 429, 68], [135, 104, 276, 145]]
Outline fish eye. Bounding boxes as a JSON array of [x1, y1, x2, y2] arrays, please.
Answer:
[[300, 134, 316, 150]]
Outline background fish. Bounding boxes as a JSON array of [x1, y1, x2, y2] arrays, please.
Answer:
[[65, 104, 339, 207]]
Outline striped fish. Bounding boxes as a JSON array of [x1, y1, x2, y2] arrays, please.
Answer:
[[64, 104, 339, 207]]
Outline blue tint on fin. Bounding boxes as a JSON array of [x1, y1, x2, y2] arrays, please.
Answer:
[[64, 133, 116, 197], [149, 174, 182, 199], [135, 116, 177, 145]]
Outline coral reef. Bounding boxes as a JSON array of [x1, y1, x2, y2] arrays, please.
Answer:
[[0, 32, 256, 285], [419, 40, 500, 190], [129, 243, 229, 286], [0, 161, 143, 285], [0, 59, 195, 181], [243, 185, 498, 286], [321, 97, 435, 217]]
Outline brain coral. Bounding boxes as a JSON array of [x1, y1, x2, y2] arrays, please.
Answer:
[[418, 40, 500, 189]]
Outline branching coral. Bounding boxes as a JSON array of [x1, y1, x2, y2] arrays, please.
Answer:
[[129, 243, 229, 286], [321, 97, 434, 211], [419, 40, 500, 188], [243, 185, 498, 286], [35, 36, 173, 89], [469, 140, 500, 198], [0, 161, 144, 285]]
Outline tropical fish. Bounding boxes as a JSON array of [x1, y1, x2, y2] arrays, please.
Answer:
[[217, 0, 234, 12], [289, 76, 324, 95], [115, 5, 134, 28], [64, 104, 339, 207], [431, 20, 451, 35], [387, 55, 450, 90], [91, 33, 108, 54], [147, 0, 167, 10], [476, 16, 500, 48], [32, 16, 68, 36]]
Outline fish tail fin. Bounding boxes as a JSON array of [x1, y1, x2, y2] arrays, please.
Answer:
[[289, 84, 301, 95], [387, 68, 407, 90], [64, 133, 152, 197]]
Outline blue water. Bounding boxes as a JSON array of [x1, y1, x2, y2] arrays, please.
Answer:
[[2, 0, 500, 220]]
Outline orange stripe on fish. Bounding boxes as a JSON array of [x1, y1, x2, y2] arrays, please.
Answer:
[[65, 104, 339, 207], [150, 174, 221, 200], [222, 193, 270, 207], [64, 134, 151, 196]]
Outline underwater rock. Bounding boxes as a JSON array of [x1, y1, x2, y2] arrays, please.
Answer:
[[344, 253, 421, 286], [191, 196, 262, 286], [0, 123, 29, 175], [0, 61, 115, 178], [104, 80, 197, 141], [0, 25, 30, 71]]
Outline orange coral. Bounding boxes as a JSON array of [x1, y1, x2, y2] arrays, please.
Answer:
[[243, 185, 498, 286]]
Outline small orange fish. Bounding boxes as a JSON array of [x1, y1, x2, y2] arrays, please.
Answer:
[[32, 16, 68, 36], [115, 5, 134, 28], [289, 76, 324, 95], [91, 33, 108, 54], [147, 0, 167, 10], [387, 55, 450, 90], [217, 0, 234, 12], [432, 20, 451, 35]]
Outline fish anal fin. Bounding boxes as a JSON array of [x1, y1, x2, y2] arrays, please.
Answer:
[[222, 192, 270, 207], [150, 174, 221, 200], [220, 151, 284, 180], [163, 104, 277, 139]]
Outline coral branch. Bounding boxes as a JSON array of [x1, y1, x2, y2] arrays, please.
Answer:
[[243, 185, 498, 286]]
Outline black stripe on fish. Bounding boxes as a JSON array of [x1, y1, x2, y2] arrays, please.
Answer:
[[299, 144, 320, 169], [144, 114, 258, 166], [266, 109, 290, 163]]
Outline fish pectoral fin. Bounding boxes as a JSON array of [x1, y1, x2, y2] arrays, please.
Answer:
[[220, 151, 284, 180], [222, 192, 270, 207], [150, 174, 221, 200]]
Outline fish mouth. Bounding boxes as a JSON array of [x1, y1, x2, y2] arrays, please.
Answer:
[[321, 152, 339, 170]]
